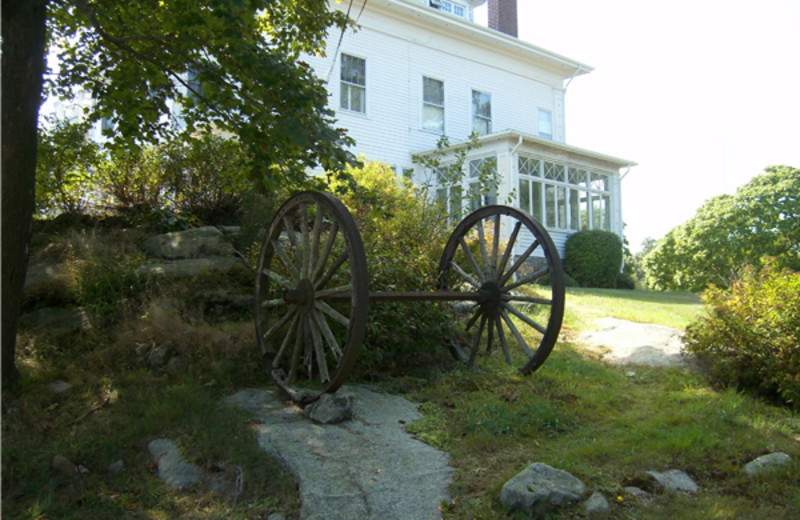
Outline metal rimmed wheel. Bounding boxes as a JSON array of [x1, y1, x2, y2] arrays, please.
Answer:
[[438, 205, 565, 374], [254, 191, 369, 404]]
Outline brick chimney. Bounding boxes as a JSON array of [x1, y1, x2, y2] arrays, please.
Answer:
[[488, 0, 518, 37]]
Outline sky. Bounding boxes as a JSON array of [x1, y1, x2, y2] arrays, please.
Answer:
[[476, 0, 800, 252]]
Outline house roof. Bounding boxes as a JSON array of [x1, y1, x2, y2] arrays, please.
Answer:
[[367, 0, 594, 80], [415, 129, 638, 169]]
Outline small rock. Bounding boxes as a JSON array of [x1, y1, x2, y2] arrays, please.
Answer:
[[49, 380, 72, 394], [305, 393, 353, 424], [645, 469, 698, 493], [147, 345, 169, 368], [267, 514, 287, 520], [167, 356, 188, 375], [52, 455, 77, 477], [77, 464, 90, 475], [623, 486, 650, 498], [108, 460, 126, 474], [501, 462, 587, 515], [148, 438, 203, 489], [583, 491, 610, 515], [744, 452, 791, 476]]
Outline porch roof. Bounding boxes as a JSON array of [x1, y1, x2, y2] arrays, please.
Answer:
[[414, 130, 637, 171]]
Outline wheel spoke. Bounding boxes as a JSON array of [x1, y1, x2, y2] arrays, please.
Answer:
[[485, 311, 495, 353], [503, 294, 552, 305], [272, 313, 300, 365], [287, 317, 305, 383], [299, 204, 311, 278], [471, 312, 488, 363], [272, 239, 301, 282], [308, 315, 330, 383], [495, 316, 512, 364], [503, 302, 548, 335], [498, 221, 522, 280], [476, 219, 490, 276], [315, 250, 348, 291], [312, 309, 344, 360], [451, 260, 481, 289], [503, 268, 550, 292], [262, 306, 295, 343], [499, 309, 534, 358], [500, 240, 540, 285], [262, 267, 294, 290], [310, 206, 324, 277], [491, 214, 501, 274], [260, 297, 286, 308], [311, 221, 340, 282], [315, 299, 350, 328], [315, 284, 353, 299], [458, 236, 484, 283]]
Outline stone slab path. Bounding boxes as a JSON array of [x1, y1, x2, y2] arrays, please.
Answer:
[[577, 317, 690, 368], [223, 385, 452, 520]]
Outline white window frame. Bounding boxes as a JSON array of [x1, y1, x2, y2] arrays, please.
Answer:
[[518, 155, 611, 232], [422, 76, 445, 132], [538, 108, 553, 140], [340, 54, 366, 114], [430, 0, 467, 18], [471, 89, 492, 136]]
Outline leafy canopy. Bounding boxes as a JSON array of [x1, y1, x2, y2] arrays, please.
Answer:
[[46, 0, 356, 190], [643, 165, 800, 291]]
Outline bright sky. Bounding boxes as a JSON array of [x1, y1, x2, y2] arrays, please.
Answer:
[[477, 0, 800, 252]]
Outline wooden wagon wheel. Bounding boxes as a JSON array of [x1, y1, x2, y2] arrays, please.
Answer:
[[254, 191, 369, 404], [438, 205, 565, 374]]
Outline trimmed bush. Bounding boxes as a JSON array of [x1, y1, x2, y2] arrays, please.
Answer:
[[564, 230, 623, 288], [684, 263, 800, 408]]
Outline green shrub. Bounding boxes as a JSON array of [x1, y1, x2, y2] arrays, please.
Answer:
[[616, 272, 636, 290], [35, 118, 102, 217], [564, 230, 623, 288], [162, 134, 251, 225], [329, 160, 453, 373], [96, 146, 168, 216], [684, 263, 800, 408]]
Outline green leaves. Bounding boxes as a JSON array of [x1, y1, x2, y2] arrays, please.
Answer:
[[643, 166, 800, 291], [46, 0, 356, 191]]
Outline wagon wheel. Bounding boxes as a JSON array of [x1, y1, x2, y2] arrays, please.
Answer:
[[438, 206, 565, 374], [254, 191, 369, 404]]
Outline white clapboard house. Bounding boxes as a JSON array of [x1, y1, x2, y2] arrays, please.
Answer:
[[305, 0, 635, 255]]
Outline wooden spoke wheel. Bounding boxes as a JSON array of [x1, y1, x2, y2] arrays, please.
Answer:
[[438, 206, 565, 374], [254, 191, 369, 404]]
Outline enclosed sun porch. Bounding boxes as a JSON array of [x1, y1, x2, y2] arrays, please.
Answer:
[[413, 130, 636, 258]]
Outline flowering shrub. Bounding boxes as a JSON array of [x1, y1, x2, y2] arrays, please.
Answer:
[[684, 263, 800, 408], [329, 160, 453, 373]]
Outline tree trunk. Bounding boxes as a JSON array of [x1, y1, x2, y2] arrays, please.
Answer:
[[2, 0, 49, 391]]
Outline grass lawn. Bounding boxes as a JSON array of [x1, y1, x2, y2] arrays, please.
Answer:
[[387, 287, 800, 519], [564, 287, 705, 331]]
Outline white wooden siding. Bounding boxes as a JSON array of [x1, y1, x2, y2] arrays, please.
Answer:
[[305, 7, 567, 173]]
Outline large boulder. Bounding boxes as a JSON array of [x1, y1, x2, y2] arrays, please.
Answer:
[[140, 226, 235, 259], [501, 462, 586, 515]]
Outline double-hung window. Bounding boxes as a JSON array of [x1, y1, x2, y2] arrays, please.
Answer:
[[471, 90, 491, 136], [538, 108, 553, 140], [422, 77, 445, 132], [340, 54, 366, 113]]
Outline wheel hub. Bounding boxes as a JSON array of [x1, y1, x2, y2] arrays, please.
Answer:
[[284, 278, 315, 315], [477, 281, 503, 312]]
